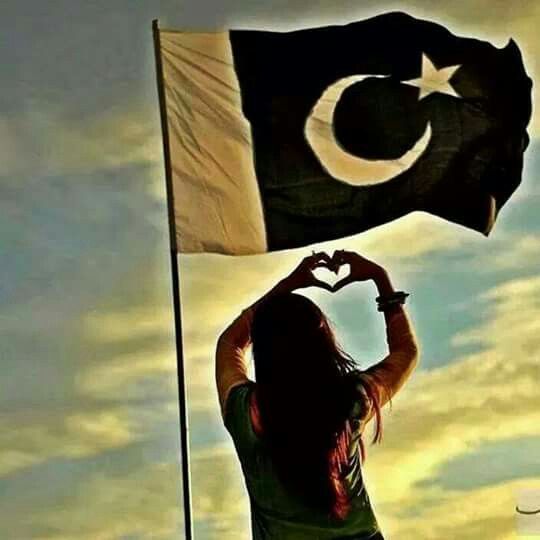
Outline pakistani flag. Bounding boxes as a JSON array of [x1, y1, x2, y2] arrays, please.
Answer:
[[155, 11, 532, 254]]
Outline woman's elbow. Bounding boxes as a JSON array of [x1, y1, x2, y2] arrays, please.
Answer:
[[216, 330, 233, 356], [216, 329, 228, 346], [409, 340, 420, 369], [217, 322, 236, 344], [216, 326, 245, 355]]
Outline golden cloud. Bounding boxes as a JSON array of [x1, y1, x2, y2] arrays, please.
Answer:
[[1, 462, 184, 540], [0, 406, 138, 477], [0, 103, 161, 179]]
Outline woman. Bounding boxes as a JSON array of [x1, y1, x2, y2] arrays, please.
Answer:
[[216, 249, 420, 539]]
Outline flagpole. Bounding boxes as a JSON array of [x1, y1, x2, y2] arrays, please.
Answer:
[[152, 19, 194, 540]]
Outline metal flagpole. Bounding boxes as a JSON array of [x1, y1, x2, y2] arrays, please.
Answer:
[[152, 19, 194, 540]]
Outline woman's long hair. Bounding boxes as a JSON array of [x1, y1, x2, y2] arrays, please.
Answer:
[[251, 292, 384, 520]]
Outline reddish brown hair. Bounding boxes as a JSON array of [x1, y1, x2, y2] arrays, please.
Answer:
[[251, 292, 384, 520]]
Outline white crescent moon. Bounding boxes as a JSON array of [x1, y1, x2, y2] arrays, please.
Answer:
[[304, 75, 432, 187]]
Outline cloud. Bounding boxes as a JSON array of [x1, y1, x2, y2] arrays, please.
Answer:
[[340, 212, 469, 263], [0, 460, 184, 540], [458, 232, 540, 274], [381, 478, 538, 540], [77, 305, 178, 399], [0, 269, 179, 478], [190, 446, 251, 539], [83, 305, 175, 342], [0, 102, 162, 180], [0, 406, 138, 477], [0, 239, 188, 539], [452, 274, 540, 349]]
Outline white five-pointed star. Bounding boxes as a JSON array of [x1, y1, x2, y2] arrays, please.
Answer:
[[402, 53, 462, 100]]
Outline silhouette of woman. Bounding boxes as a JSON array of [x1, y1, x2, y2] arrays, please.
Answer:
[[216, 250, 420, 539]]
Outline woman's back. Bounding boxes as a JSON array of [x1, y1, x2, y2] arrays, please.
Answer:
[[224, 378, 383, 540]]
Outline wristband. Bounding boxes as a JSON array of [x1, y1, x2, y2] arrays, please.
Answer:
[[376, 291, 409, 311]]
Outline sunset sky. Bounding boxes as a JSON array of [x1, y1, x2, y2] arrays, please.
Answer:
[[1, 1, 539, 539]]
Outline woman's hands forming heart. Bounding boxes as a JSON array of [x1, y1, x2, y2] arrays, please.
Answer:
[[283, 250, 384, 293], [330, 250, 384, 291], [282, 251, 335, 292]]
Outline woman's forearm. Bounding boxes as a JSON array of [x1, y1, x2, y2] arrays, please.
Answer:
[[371, 267, 406, 329], [370, 266, 419, 363], [372, 267, 395, 298], [362, 266, 419, 407]]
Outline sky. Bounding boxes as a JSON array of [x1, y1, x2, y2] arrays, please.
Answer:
[[1, 1, 539, 539]]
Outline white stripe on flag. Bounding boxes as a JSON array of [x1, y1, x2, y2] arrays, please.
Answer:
[[160, 31, 268, 254]]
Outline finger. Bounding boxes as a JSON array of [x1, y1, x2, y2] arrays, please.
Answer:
[[312, 251, 331, 263], [310, 278, 334, 292], [308, 251, 332, 268], [330, 249, 346, 270], [312, 260, 331, 269], [300, 254, 317, 269], [304, 251, 324, 263], [328, 258, 340, 273], [332, 275, 356, 292], [332, 249, 348, 260]]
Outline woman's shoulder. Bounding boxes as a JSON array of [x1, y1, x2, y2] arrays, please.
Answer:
[[224, 380, 260, 451], [224, 380, 256, 424], [343, 370, 372, 421], [344, 368, 368, 388]]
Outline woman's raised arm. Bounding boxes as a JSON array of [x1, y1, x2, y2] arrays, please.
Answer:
[[331, 250, 420, 419], [215, 252, 333, 419], [364, 267, 420, 409]]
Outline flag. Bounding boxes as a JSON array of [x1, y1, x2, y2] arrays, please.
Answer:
[[155, 11, 532, 254]]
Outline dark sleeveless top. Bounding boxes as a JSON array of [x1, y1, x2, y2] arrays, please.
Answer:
[[224, 373, 384, 540]]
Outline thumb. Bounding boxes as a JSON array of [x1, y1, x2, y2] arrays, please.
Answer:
[[332, 275, 356, 292], [311, 278, 334, 292]]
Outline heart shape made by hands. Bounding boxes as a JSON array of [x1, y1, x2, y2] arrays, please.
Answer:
[[312, 262, 352, 292]]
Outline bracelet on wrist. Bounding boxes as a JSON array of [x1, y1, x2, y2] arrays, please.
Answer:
[[375, 291, 409, 303], [376, 291, 409, 311]]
